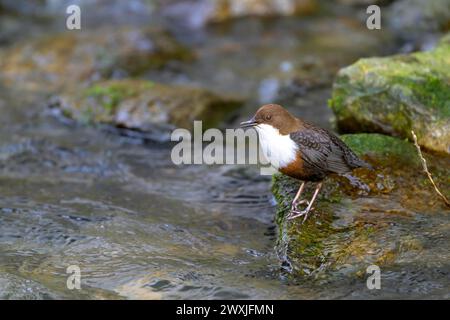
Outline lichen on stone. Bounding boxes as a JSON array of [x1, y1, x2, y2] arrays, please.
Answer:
[[329, 34, 450, 154]]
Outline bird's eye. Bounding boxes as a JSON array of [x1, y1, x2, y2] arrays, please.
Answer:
[[265, 114, 272, 121]]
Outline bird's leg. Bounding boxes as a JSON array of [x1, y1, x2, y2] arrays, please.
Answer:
[[287, 182, 306, 218], [291, 181, 306, 208], [300, 182, 322, 222], [287, 182, 322, 222]]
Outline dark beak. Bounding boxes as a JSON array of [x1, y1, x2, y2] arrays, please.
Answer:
[[240, 117, 258, 128]]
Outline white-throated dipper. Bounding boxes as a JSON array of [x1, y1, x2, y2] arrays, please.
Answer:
[[240, 104, 371, 222]]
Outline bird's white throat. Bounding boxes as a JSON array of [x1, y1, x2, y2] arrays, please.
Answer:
[[255, 124, 298, 169]]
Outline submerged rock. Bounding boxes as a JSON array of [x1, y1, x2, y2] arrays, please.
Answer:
[[272, 133, 450, 277], [0, 26, 191, 93], [329, 36, 450, 154], [0, 273, 57, 299], [50, 79, 243, 140], [160, 0, 317, 28]]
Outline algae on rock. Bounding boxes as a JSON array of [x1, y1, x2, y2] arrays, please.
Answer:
[[329, 35, 450, 154], [51, 79, 243, 140], [272, 133, 450, 277]]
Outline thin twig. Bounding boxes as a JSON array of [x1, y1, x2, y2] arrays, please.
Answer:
[[411, 130, 450, 208]]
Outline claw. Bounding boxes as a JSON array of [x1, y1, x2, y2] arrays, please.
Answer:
[[287, 209, 308, 220], [287, 208, 302, 219], [287, 182, 322, 223], [290, 200, 310, 212], [288, 197, 312, 220], [287, 207, 315, 222], [301, 209, 311, 223]]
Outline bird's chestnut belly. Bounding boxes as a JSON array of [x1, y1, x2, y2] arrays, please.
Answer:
[[279, 154, 326, 182]]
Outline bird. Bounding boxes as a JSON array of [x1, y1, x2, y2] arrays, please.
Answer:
[[240, 104, 372, 222]]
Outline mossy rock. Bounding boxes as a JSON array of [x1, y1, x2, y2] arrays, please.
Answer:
[[50, 79, 243, 140], [272, 133, 450, 278], [329, 35, 450, 154], [0, 26, 192, 93]]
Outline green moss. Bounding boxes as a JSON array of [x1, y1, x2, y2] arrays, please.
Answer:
[[56, 79, 243, 135], [340, 133, 420, 166], [337, 50, 450, 117], [327, 95, 344, 113], [390, 73, 450, 117], [329, 36, 450, 154], [84, 81, 154, 113], [271, 173, 296, 222], [271, 132, 450, 278], [272, 174, 338, 275]]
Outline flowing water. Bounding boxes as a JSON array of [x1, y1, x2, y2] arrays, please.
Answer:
[[1, 4, 447, 299], [0, 85, 295, 299]]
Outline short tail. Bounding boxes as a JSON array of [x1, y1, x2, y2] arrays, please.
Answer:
[[356, 158, 373, 170]]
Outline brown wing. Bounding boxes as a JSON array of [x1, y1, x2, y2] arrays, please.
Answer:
[[289, 125, 370, 174]]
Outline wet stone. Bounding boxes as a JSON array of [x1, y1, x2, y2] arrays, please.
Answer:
[[272, 133, 450, 277], [50, 79, 243, 141], [0, 26, 192, 93]]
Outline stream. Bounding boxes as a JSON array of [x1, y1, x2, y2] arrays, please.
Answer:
[[2, 2, 445, 299]]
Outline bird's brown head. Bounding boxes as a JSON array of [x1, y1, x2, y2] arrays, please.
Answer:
[[240, 104, 299, 134]]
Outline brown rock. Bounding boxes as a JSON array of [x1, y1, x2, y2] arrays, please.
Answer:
[[51, 79, 243, 140], [0, 27, 191, 93]]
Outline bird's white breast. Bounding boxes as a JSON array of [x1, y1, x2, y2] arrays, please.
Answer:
[[255, 124, 298, 169]]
